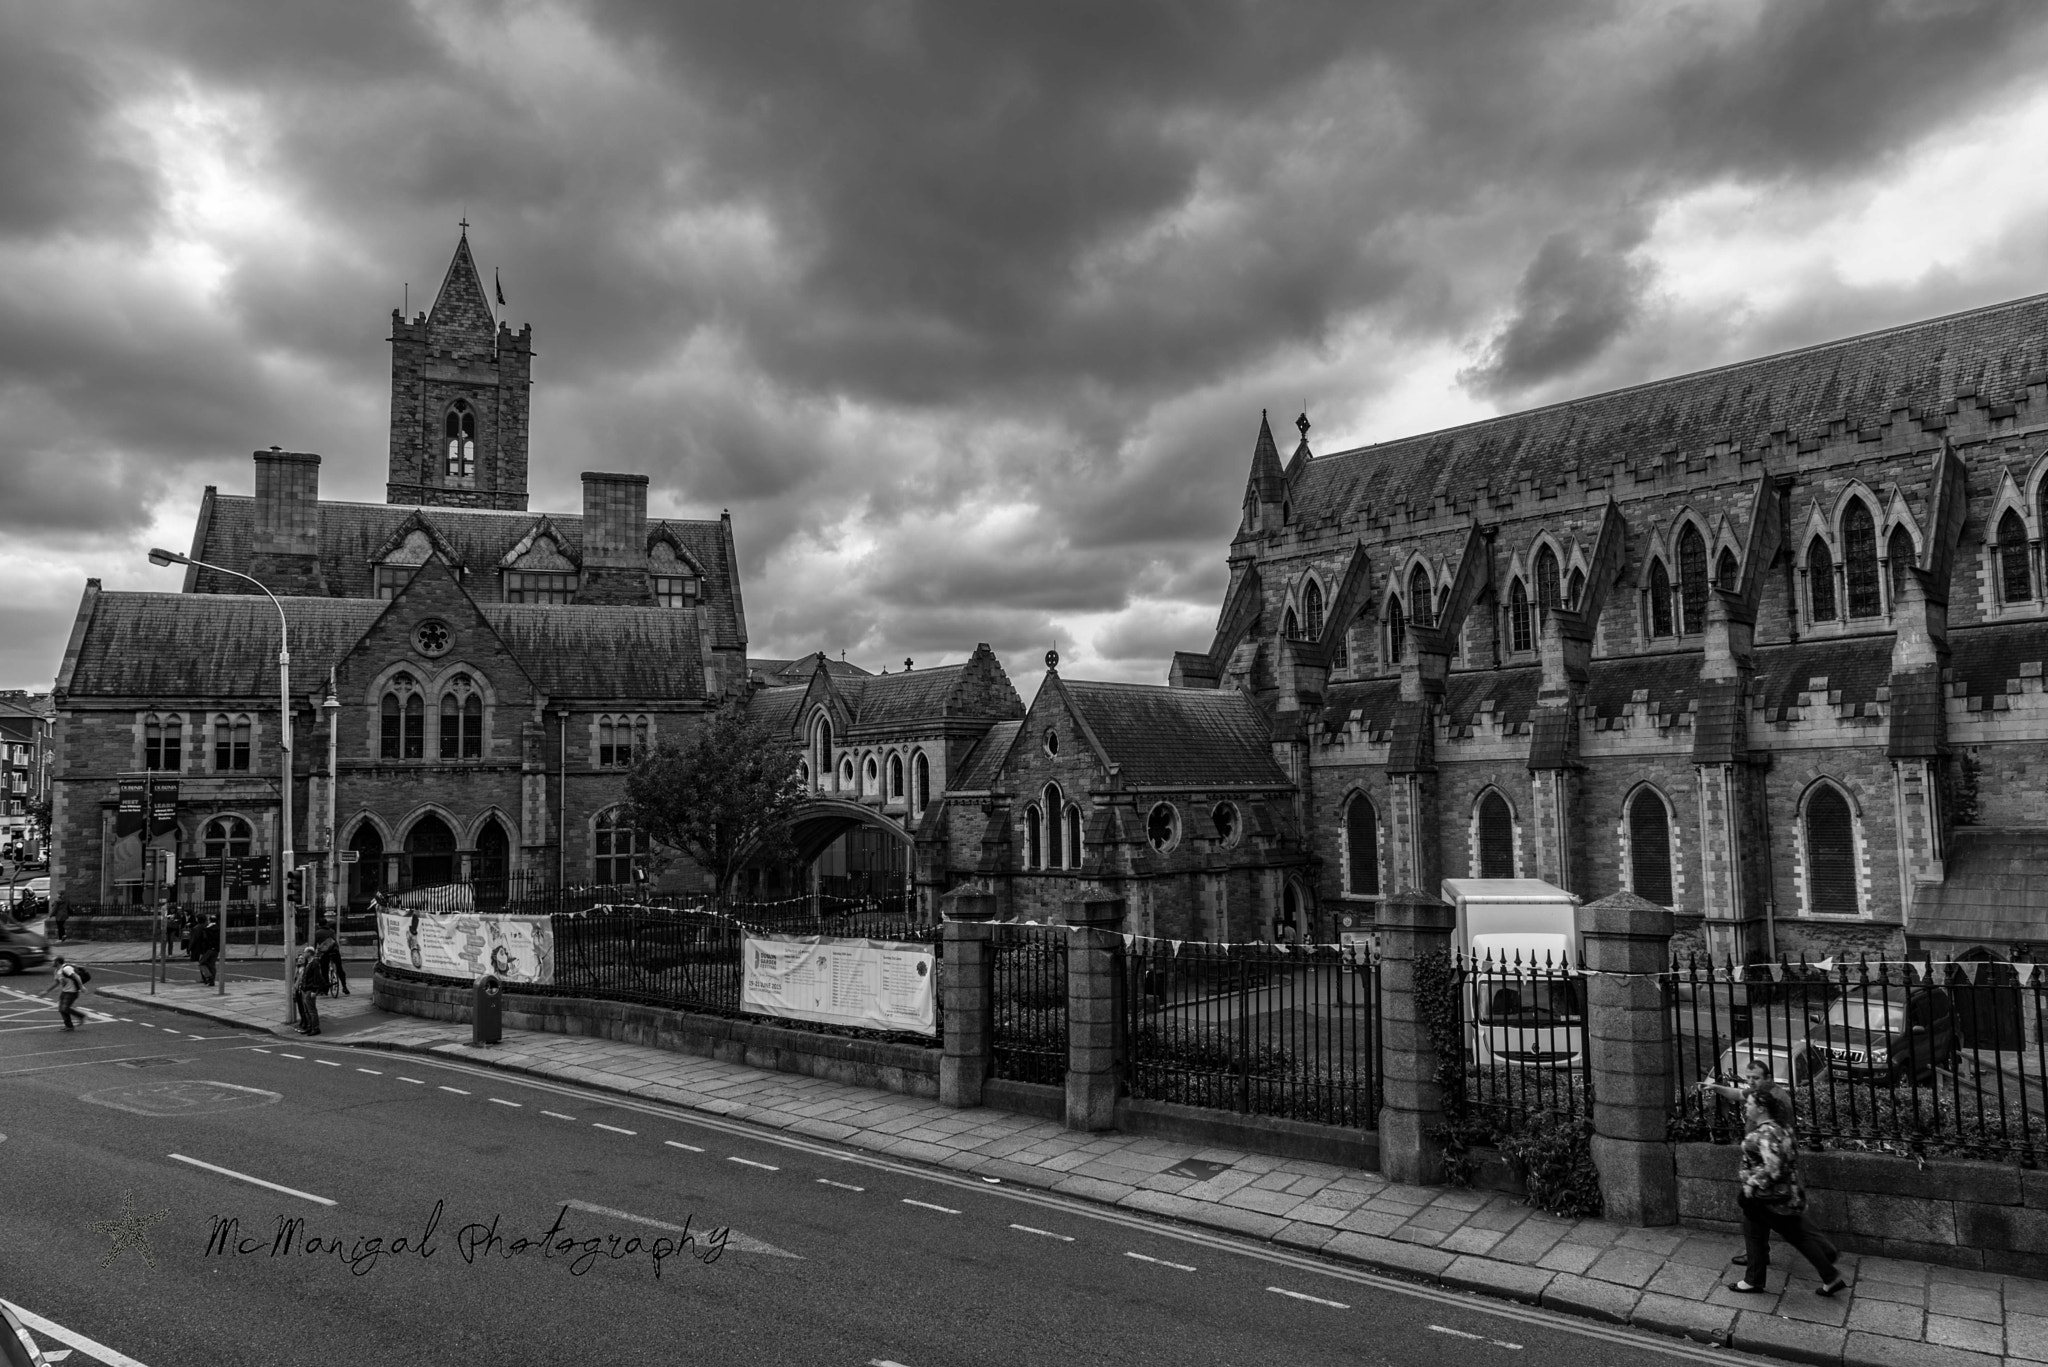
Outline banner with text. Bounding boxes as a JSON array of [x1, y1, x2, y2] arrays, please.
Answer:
[[740, 934, 937, 1037], [378, 909, 556, 985]]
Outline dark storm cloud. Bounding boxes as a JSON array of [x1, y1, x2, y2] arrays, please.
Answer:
[[5, 1, 2048, 689]]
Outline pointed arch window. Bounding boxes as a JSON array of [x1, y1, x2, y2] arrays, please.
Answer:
[[440, 674, 484, 760], [1998, 509, 2033, 604], [593, 805, 646, 885], [1302, 580, 1325, 641], [1716, 547, 1739, 591], [1648, 560, 1674, 638], [1677, 525, 1708, 634], [1803, 784, 1860, 916], [1508, 578, 1533, 653], [143, 713, 183, 772], [1534, 545, 1561, 611], [444, 400, 476, 479], [1345, 793, 1380, 897], [1024, 806, 1043, 870], [380, 674, 423, 759], [1408, 566, 1434, 628], [1887, 524, 1915, 609], [912, 751, 931, 812], [1044, 784, 1065, 868], [1843, 502, 1880, 618], [1477, 791, 1515, 878], [213, 713, 252, 772], [1627, 789, 1673, 907], [888, 753, 905, 801], [1284, 607, 1301, 639], [1566, 567, 1585, 610], [1386, 596, 1406, 664], [201, 815, 252, 902], [1065, 806, 1083, 870], [1807, 538, 1837, 622]]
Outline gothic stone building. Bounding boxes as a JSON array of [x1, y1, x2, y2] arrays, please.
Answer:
[[1149, 291, 2048, 967], [49, 232, 747, 910]]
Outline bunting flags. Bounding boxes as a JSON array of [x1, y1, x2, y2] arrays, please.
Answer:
[[1960, 959, 1982, 984], [1169, 939, 1183, 956]]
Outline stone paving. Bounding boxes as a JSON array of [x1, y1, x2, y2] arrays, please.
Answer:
[[98, 977, 382, 1032], [76, 978, 2045, 1366]]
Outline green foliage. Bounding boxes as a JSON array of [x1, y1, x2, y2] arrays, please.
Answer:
[[1495, 1113, 1604, 1218], [624, 696, 805, 903]]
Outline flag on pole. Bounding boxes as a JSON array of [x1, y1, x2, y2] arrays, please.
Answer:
[[495, 269, 506, 307]]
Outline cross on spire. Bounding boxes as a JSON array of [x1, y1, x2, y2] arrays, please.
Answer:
[[459, 215, 470, 235]]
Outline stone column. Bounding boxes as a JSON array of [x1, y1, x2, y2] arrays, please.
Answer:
[[1578, 889, 1679, 1225], [1064, 896, 1126, 1132], [1376, 889, 1456, 1185], [939, 892, 998, 1109]]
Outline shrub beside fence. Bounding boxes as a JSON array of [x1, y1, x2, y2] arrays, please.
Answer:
[[1120, 939, 1378, 1128], [1668, 954, 2047, 1163]]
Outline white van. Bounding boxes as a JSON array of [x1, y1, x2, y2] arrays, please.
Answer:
[[1440, 878, 1583, 1067]]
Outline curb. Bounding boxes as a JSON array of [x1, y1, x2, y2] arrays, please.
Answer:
[[332, 1034, 1949, 1367], [93, 990, 281, 1035]]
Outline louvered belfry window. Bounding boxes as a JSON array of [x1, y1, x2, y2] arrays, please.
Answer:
[[1999, 510, 2033, 603], [1807, 538, 1837, 621], [1477, 792, 1515, 878], [1346, 794, 1379, 896], [1677, 525, 1708, 634], [1628, 789, 1673, 906], [1805, 786, 1859, 916], [1843, 503, 1881, 618]]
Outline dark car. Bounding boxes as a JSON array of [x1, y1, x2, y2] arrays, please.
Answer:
[[0, 920, 48, 975], [1812, 987, 1955, 1085]]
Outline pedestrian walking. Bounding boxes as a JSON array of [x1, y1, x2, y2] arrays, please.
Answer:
[[1725, 1086, 1846, 1296], [39, 957, 90, 1030], [50, 899, 68, 942], [316, 920, 349, 997], [292, 944, 326, 1036], [193, 915, 220, 987]]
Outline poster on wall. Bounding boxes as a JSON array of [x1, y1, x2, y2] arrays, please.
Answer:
[[741, 934, 937, 1037], [378, 909, 556, 985]]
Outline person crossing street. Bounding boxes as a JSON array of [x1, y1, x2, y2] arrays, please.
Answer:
[[39, 957, 89, 1030]]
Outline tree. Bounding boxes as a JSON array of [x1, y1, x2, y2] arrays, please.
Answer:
[[624, 695, 804, 903], [24, 795, 51, 849]]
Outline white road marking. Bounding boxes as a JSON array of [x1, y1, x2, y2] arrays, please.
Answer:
[[561, 1199, 803, 1260], [869, 1360, 912, 1366], [664, 1140, 705, 1152], [438, 1085, 470, 1094], [901, 1199, 959, 1215], [541, 1109, 576, 1120], [1269, 1287, 1348, 1309], [488, 1097, 521, 1107], [398, 1076, 426, 1085], [817, 1179, 865, 1192], [727, 1156, 779, 1171], [279, 1052, 304, 1060], [1431, 1326, 1483, 1340], [1010, 1224, 1074, 1241], [1, 1298, 151, 1367], [167, 1153, 335, 1207], [592, 1122, 635, 1135], [251, 1047, 272, 1053], [314, 1059, 340, 1067], [1125, 1251, 1195, 1271], [356, 1068, 381, 1075]]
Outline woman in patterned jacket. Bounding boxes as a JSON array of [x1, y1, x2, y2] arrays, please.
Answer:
[[1727, 1086, 1846, 1296]]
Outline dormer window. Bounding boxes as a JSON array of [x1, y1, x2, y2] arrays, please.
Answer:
[[652, 575, 698, 608], [505, 571, 576, 604], [445, 400, 476, 479]]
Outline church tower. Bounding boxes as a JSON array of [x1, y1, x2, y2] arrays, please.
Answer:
[[386, 229, 532, 510]]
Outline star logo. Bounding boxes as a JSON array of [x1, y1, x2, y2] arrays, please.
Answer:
[[91, 1190, 168, 1269]]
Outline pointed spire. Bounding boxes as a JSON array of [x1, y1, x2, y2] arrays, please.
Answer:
[[427, 230, 497, 358], [1245, 409, 1288, 527]]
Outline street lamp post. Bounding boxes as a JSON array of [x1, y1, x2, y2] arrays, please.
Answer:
[[148, 547, 296, 1025], [322, 677, 341, 946]]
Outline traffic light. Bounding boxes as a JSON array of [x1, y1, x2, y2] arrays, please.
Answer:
[[285, 865, 308, 906]]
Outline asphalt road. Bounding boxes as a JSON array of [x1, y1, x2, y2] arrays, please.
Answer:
[[1, 985, 1766, 1367]]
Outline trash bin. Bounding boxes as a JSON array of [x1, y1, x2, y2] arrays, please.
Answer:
[[472, 973, 502, 1046]]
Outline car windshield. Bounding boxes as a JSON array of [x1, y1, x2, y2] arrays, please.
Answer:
[[1827, 997, 1906, 1033], [1479, 981, 1581, 1026]]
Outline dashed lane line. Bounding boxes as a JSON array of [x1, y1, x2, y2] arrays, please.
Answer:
[[592, 1122, 636, 1135], [727, 1157, 779, 1171], [315, 1058, 341, 1067], [1429, 1326, 1521, 1350], [541, 1110, 577, 1121], [664, 1140, 705, 1152], [1269, 1287, 1348, 1310], [1010, 1224, 1074, 1241], [279, 1053, 304, 1060], [168, 1153, 335, 1208], [818, 1179, 865, 1192], [356, 1068, 381, 1075], [398, 1077, 426, 1085], [488, 1097, 521, 1107], [1125, 1251, 1195, 1272], [901, 1199, 959, 1215], [438, 1086, 471, 1095]]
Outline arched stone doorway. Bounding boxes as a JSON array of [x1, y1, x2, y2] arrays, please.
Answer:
[[404, 814, 457, 889], [738, 797, 914, 918], [347, 822, 384, 908], [475, 817, 511, 907]]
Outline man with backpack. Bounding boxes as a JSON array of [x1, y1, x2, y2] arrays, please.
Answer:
[[40, 956, 91, 1029], [292, 944, 327, 1035]]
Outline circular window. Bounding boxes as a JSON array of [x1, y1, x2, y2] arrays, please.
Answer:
[[1212, 802, 1240, 848], [839, 758, 855, 787], [412, 620, 452, 657], [1043, 727, 1059, 756], [1146, 802, 1180, 853]]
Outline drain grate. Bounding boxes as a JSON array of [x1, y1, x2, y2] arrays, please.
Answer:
[[1164, 1158, 1232, 1181], [116, 1056, 191, 1068]]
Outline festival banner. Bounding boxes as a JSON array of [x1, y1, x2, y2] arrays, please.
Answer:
[[740, 933, 937, 1037], [378, 908, 556, 985]]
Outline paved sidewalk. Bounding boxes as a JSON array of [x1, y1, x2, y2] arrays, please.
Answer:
[[45, 938, 379, 964], [315, 1017, 2035, 1367], [98, 978, 383, 1032]]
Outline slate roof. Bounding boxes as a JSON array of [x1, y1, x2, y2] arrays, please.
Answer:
[[952, 721, 1022, 791], [1912, 827, 2048, 946], [62, 594, 386, 698], [1945, 622, 2048, 702], [745, 682, 810, 737], [1061, 681, 1289, 787], [192, 496, 745, 649], [481, 605, 705, 699], [750, 653, 872, 685], [1287, 290, 2048, 521], [1319, 679, 1404, 739], [842, 665, 969, 730], [1752, 636, 1894, 717]]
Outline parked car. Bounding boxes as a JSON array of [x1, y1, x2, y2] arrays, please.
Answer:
[[1810, 987, 1956, 1085], [0, 919, 49, 975], [1710, 1034, 1830, 1088]]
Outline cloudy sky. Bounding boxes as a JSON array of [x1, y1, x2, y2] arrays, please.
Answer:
[[7, 0, 2048, 696]]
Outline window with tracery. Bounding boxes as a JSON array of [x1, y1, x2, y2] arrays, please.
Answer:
[[1998, 509, 2033, 604], [1509, 578, 1533, 652], [1648, 560, 1674, 637], [143, 713, 183, 772], [1302, 580, 1325, 641], [1807, 539, 1837, 622], [213, 714, 252, 772], [445, 400, 477, 479], [1408, 566, 1434, 628], [381, 673, 424, 759], [440, 674, 484, 760], [598, 714, 649, 768], [593, 806, 646, 884], [1677, 525, 1708, 634], [1843, 503, 1880, 619], [200, 815, 252, 902], [1534, 546, 1561, 610]]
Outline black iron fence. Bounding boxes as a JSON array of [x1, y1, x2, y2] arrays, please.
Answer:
[[1121, 939, 1378, 1127], [1453, 949, 1592, 1126], [1668, 955, 2046, 1162], [989, 922, 1067, 1086]]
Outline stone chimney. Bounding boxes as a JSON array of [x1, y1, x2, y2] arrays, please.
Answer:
[[577, 471, 652, 605], [250, 449, 326, 595]]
